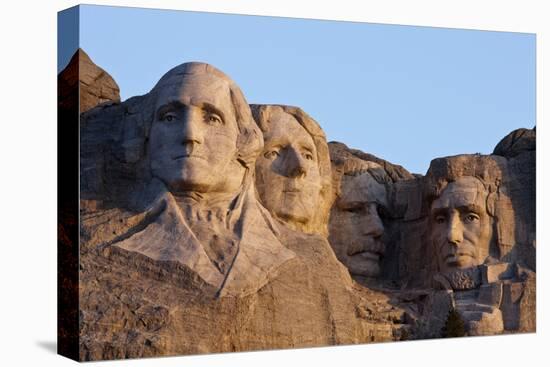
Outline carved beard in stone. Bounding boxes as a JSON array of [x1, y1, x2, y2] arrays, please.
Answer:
[[255, 109, 322, 229], [149, 72, 246, 196], [329, 172, 387, 278], [430, 176, 493, 274]]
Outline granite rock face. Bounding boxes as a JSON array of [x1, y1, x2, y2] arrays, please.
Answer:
[[80, 223, 399, 360], [328, 141, 415, 181], [65, 50, 535, 361]]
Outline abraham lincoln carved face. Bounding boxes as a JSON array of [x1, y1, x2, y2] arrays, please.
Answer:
[[430, 176, 493, 273]]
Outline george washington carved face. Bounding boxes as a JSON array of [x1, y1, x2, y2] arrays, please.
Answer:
[[430, 176, 493, 273], [149, 70, 244, 195]]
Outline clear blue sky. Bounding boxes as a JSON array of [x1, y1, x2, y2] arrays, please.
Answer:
[[59, 5, 535, 175]]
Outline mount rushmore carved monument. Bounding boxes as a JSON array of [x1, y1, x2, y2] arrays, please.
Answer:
[[58, 49, 536, 361]]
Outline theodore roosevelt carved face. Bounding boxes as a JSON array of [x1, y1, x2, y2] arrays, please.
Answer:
[[430, 176, 493, 274], [329, 170, 388, 277]]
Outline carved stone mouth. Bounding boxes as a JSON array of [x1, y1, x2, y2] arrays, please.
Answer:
[[348, 236, 385, 260], [355, 251, 381, 262], [282, 189, 301, 193], [444, 252, 475, 264], [173, 154, 205, 161]]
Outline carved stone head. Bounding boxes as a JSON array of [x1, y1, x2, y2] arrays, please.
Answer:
[[147, 63, 263, 195], [430, 176, 493, 274], [251, 105, 332, 235], [329, 163, 389, 278]]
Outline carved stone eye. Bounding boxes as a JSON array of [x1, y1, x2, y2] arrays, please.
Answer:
[[162, 112, 177, 122], [206, 113, 223, 125], [435, 215, 446, 224], [344, 206, 363, 214], [264, 150, 279, 159], [465, 213, 479, 222]]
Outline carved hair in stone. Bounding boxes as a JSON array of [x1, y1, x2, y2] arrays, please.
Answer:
[[328, 158, 390, 278], [250, 104, 333, 236]]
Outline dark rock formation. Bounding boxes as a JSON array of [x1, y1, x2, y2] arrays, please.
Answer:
[[493, 127, 536, 158], [58, 48, 120, 114]]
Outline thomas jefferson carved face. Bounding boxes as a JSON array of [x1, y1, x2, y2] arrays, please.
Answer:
[[329, 172, 387, 277], [149, 72, 244, 194], [430, 176, 493, 273], [255, 108, 322, 226]]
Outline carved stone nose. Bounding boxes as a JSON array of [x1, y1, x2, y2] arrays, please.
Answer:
[[446, 213, 463, 244], [286, 148, 307, 178], [366, 221, 384, 238], [181, 108, 204, 145], [289, 163, 306, 178], [363, 205, 384, 238]]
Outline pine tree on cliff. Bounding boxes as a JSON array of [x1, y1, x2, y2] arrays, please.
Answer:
[[442, 308, 466, 337]]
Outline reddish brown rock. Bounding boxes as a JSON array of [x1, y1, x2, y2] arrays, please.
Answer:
[[58, 48, 120, 114]]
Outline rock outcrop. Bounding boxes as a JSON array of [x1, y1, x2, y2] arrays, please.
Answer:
[[493, 127, 536, 158], [58, 48, 120, 114]]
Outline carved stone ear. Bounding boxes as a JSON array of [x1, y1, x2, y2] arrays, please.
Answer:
[[493, 189, 515, 261]]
